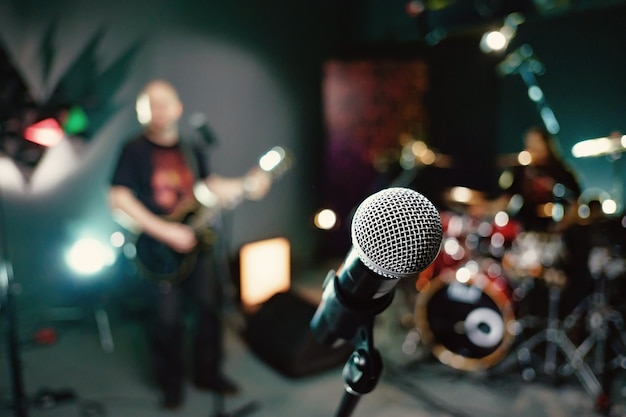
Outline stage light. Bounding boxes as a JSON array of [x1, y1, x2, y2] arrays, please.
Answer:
[[480, 30, 508, 53], [479, 13, 525, 54], [540, 107, 560, 134], [602, 199, 618, 215], [578, 204, 591, 219], [456, 267, 471, 283], [65, 237, 115, 276], [62, 105, 89, 135], [135, 93, 151, 125], [528, 86, 543, 102], [239, 237, 290, 309], [259, 146, 286, 172], [109, 231, 126, 248], [23, 118, 64, 147], [494, 211, 509, 228], [572, 135, 625, 158], [498, 170, 514, 189], [314, 208, 338, 230], [496, 44, 534, 76], [551, 203, 564, 222], [518, 150, 532, 166], [450, 186, 474, 204], [405, 0, 425, 18]]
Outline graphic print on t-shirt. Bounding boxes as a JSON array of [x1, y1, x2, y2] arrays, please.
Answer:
[[151, 148, 195, 215]]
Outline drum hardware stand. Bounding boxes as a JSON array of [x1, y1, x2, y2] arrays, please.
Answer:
[[491, 270, 604, 401], [557, 247, 626, 406]]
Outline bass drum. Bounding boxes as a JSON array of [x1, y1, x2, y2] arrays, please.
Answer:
[[415, 259, 517, 372]]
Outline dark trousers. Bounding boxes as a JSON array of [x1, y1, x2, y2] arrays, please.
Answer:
[[148, 249, 224, 396]]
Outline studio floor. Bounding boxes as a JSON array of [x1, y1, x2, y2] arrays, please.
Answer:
[[2, 261, 626, 417]]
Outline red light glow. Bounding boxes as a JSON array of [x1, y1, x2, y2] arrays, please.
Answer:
[[23, 118, 64, 147]]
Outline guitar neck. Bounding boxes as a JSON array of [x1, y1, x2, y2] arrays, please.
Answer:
[[174, 145, 293, 234]]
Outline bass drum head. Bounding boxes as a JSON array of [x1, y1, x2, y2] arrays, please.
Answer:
[[415, 269, 516, 372]]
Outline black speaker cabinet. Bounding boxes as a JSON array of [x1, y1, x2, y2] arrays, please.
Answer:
[[242, 291, 353, 378]]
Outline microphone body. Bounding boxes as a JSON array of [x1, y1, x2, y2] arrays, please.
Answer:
[[311, 187, 442, 346]]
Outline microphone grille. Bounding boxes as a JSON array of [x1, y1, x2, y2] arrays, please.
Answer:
[[351, 187, 442, 279]]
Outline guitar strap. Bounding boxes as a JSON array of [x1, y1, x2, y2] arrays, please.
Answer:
[[179, 136, 238, 310], [178, 136, 201, 181], [178, 135, 224, 236]]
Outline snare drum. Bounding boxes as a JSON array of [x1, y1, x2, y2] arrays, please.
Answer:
[[422, 211, 475, 280], [415, 259, 517, 372], [418, 210, 521, 282]]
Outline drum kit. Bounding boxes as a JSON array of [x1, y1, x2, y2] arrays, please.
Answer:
[[407, 185, 626, 404]]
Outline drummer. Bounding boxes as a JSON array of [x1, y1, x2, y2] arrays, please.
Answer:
[[469, 126, 587, 317], [469, 125, 581, 233]]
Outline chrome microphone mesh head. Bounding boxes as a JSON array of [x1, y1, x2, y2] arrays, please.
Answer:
[[351, 187, 442, 279]]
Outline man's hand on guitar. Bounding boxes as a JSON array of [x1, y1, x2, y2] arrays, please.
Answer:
[[242, 167, 272, 201], [158, 222, 198, 253]]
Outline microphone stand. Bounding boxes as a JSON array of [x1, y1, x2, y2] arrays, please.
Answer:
[[313, 270, 391, 417], [207, 214, 260, 417], [334, 320, 383, 417]]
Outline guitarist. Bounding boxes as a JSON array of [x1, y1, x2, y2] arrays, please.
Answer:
[[108, 79, 271, 410]]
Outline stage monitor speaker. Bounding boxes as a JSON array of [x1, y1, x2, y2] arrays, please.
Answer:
[[242, 291, 353, 378]]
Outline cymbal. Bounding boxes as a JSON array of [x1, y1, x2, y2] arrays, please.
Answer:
[[401, 139, 454, 169], [442, 186, 487, 208], [497, 153, 522, 168], [572, 135, 626, 158]]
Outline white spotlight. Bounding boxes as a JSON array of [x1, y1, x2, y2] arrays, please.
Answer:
[[602, 199, 618, 215], [66, 238, 115, 276], [481, 30, 508, 53], [480, 13, 524, 54], [314, 208, 338, 230]]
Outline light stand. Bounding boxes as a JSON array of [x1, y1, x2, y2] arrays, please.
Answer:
[[209, 393, 260, 417], [3, 260, 29, 417], [0, 179, 28, 416], [0, 169, 80, 417]]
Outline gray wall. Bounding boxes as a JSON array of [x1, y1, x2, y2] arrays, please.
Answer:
[[0, 0, 328, 298]]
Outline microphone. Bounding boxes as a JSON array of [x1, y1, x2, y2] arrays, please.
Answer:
[[310, 187, 442, 346], [189, 112, 218, 146]]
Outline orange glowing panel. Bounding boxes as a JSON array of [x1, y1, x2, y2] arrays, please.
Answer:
[[23, 118, 64, 147], [240, 237, 290, 308]]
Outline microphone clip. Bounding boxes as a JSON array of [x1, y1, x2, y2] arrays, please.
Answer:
[[312, 270, 385, 416], [310, 269, 394, 348]]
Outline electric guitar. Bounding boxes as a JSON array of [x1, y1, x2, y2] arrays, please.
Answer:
[[133, 146, 293, 285]]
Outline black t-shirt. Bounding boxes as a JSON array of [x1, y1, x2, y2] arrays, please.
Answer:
[[110, 134, 210, 216], [504, 161, 581, 231]]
